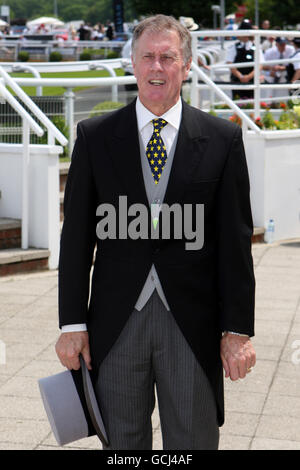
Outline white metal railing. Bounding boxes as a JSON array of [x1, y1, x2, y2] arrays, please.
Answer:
[[190, 61, 261, 137], [1, 30, 299, 258], [1, 29, 299, 158], [0, 58, 125, 72], [11, 73, 136, 155], [191, 29, 300, 119], [11, 63, 42, 96], [88, 62, 118, 102], [5, 62, 298, 152], [0, 66, 68, 146], [0, 39, 126, 62], [0, 66, 68, 250]]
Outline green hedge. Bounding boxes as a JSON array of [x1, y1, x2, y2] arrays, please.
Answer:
[[40, 115, 69, 158], [18, 51, 29, 62], [89, 101, 125, 118], [49, 51, 63, 62], [79, 48, 120, 61]]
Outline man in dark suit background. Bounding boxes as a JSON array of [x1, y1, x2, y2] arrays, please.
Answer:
[[56, 14, 256, 450]]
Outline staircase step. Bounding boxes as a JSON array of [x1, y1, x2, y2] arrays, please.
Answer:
[[0, 218, 21, 250], [0, 248, 50, 277], [252, 227, 265, 243], [60, 161, 70, 193]]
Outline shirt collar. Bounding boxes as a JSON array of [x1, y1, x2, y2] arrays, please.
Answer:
[[238, 40, 253, 49], [136, 97, 182, 132]]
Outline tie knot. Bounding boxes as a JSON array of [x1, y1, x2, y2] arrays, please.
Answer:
[[152, 118, 167, 133]]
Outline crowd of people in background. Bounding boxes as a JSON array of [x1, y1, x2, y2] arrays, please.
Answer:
[[225, 17, 300, 99], [77, 20, 115, 41], [0, 19, 121, 41], [1, 14, 299, 88]]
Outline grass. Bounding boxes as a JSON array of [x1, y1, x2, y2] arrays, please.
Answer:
[[8, 68, 125, 96]]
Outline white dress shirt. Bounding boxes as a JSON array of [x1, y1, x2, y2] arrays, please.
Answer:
[[61, 98, 246, 336], [61, 97, 182, 333], [263, 45, 295, 83], [226, 40, 264, 63]]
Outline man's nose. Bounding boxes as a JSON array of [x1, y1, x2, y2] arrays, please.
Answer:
[[150, 57, 164, 71]]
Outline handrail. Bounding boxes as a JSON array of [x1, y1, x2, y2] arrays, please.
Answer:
[[197, 52, 208, 65], [200, 46, 221, 62], [0, 58, 125, 73], [198, 49, 215, 65], [12, 63, 43, 96], [192, 29, 300, 119], [88, 62, 118, 102], [196, 83, 300, 90], [10, 74, 137, 87], [191, 29, 300, 38], [0, 66, 67, 146], [191, 61, 261, 134], [211, 56, 300, 70], [0, 67, 68, 251], [0, 80, 43, 136]]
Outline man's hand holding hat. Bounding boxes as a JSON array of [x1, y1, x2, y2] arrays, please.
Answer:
[[55, 331, 92, 371]]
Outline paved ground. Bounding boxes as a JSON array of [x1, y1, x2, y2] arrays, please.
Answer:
[[0, 240, 300, 450]]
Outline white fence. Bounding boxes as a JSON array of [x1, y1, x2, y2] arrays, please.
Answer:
[[0, 28, 300, 267], [0, 65, 68, 268], [0, 39, 126, 62], [190, 29, 300, 118]]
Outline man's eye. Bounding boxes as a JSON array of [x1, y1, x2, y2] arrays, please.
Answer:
[[161, 56, 174, 62]]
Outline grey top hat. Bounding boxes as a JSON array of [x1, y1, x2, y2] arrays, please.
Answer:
[[38, 355, 109, 447]]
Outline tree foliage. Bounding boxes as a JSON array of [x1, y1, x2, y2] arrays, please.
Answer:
[[2, 0, 131, 23], [2, 0, 300, 28], [129, 0, 300, 28], [244, 0, 300, 28]]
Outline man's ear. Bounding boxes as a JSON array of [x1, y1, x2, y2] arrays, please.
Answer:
[[184, 57, 192, 80], [131, 54, 136, 77]]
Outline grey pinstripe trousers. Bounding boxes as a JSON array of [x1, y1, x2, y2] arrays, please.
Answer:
[[95, 290, 219, 450]]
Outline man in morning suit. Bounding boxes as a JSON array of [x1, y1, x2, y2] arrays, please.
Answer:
[[56, 14, 256, 450]]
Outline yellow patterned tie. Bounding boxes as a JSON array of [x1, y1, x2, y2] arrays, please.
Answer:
[[146, 118, 168, 184]]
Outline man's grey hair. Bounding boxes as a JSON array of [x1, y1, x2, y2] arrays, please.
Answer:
[[131, 14, 192, 65]]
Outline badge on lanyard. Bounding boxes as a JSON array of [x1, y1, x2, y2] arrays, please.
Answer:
[[151, 199, 161, 230]]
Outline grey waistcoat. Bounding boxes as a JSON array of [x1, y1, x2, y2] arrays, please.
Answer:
[[134, 130, 179, 311]]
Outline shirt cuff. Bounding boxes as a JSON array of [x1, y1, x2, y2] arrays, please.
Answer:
[[223, 331, 249, 337], [61, 323, 87, 333]]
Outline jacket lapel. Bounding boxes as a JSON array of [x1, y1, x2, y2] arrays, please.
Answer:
[[164, 101, 210, 207], [109, 99, 149, 207], [108, 99, 211, 209]]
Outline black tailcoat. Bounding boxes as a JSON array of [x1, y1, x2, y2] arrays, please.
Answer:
[[59, 99, 255, 426]]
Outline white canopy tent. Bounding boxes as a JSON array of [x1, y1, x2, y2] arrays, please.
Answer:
[[26, 17, 64, 28]]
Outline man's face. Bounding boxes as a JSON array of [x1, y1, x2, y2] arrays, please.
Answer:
[[262, 20, 270, 30], [240, 36, 250, 43], [132, 29, 191, 115], [276, 43, 286, 54]]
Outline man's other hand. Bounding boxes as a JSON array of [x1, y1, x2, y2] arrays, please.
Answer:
[[55, 331, 92, 371], [220, 332, 256, 381]]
